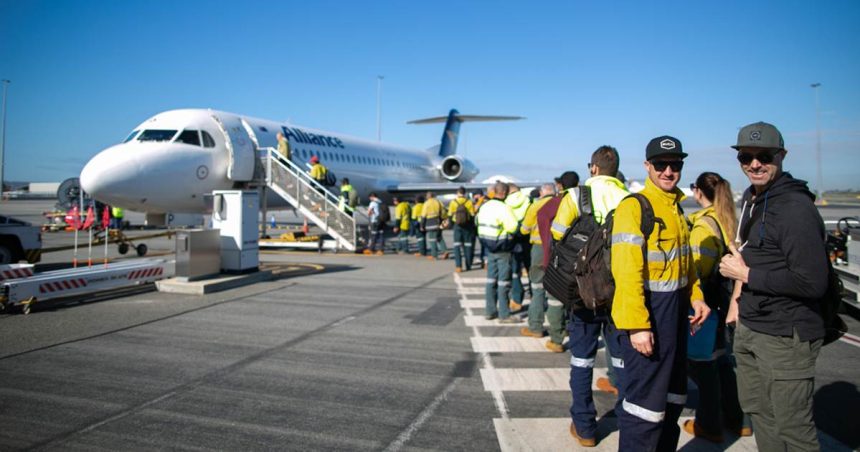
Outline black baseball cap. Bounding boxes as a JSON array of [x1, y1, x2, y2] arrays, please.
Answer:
[[646, 135, 687, 160], [558, 171, 579, 189]]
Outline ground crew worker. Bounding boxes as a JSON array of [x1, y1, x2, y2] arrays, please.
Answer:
[[533, 172, 578, 353], [393, 196, 411, 254], [564, 146, 629, 446], [611, 136, 709, 451], [277, 132, 291, 163], [684, 171, 749, 443], [412, 195, 426, 257], [447, 187, 476, 272], [309, 155, 327, 188], [338, 178, 358, 214], [719, 122, 828, 451], [364, 192, 385, 255], [473, 190, 489, 268], [505, 183, 531, 311], [476, 182, 520, 323], [110, 206, 124, 229], [420, 191, 449, 260], [519, 183, 555, 340]]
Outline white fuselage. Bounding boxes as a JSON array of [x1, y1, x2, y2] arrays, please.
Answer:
[[80, 109, 475, 213]]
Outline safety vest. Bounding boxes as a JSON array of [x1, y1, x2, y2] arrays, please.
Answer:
[[411, 202, 424, 221], [610, 178, 704, 330], [520, 195, 553, 245], [111, 207, 124, 218], [688, 206, 729, 284], [447, 196, 475, 225], [310, 163, 327, 182], [421, 198, 445, 230], [278, 138, 291, 161], [339, 184, 355, 212], [476, 199, 518, 252]]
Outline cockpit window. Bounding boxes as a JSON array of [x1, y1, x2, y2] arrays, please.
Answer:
[[138, 129, 177, 142], [201, 130, 216, 148], [175, 129, 201, 146], [124, 130, 140, 143]]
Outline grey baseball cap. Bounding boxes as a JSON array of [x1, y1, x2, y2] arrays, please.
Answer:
[[732, 121, 784, 150]]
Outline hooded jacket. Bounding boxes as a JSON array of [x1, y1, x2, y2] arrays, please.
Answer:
[[737, 172, 827, 341]]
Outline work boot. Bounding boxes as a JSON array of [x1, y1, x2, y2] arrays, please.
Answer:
[[545, 341, 564, 353], [569, 423, 596, 447], [595, 377, 618, 395], [362, 249, 372, 255], [414, 253, 423, 257], [454, 268, 462, 273], [375, 250, 384, 256], [520, 327, 543, 338], [440, 252, 450, 259], [682, 420, 724, 443], [485, 313, 498, 321], [426, 256, 436, 261], [509, 300, 523, 312]]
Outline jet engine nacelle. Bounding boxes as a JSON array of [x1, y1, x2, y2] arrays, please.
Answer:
[[439, 155, 479, 182]]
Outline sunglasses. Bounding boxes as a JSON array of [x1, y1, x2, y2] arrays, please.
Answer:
[[689, 183, 697, 190], [650, 160, 684, 172], [736, 151, 777, 165]]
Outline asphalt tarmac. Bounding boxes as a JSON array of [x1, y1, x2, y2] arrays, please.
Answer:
[[1, 199, 859, 451]]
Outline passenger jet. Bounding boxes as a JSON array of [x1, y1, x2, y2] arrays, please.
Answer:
[[80, 109, 522, 214]]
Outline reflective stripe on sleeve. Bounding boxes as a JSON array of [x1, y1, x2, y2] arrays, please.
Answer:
[[531, 282, 543, 289], [498, 281, 510, 287], [570, 356, 595, 368], [551, 221, 569, 236], [691, 246, 719, 258], [611, 356, 625, 368], [623, 399, 664, 423], [612, 233, 644, 246], [667, 393, 687, 405], [547, 299, 563, 307], [486, 278, 496, 284]]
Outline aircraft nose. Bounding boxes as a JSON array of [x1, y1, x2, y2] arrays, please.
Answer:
[[80, 145, 142, 206]]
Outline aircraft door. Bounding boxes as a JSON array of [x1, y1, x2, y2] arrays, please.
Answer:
[[211, 113, 255, 181]]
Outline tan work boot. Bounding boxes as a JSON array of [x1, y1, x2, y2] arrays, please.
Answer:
[[509, 300, 523, 312], [682, 419, 724, 443], [362, 249, 372, 255], [545, 341, 564, 353], [569, 423, 596, 447], [520, 327, 543, 338], [595, 377, 618, 395]]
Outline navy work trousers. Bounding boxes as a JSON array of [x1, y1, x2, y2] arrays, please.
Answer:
[[617, 290, 688, 452], [568, 307, 625, 440]]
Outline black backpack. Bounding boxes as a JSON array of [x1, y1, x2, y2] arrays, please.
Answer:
[[453, 199, 471, 226], [544, 188, 600, 309], [570, 193, 655, 311], [377, 202, 391, 224]]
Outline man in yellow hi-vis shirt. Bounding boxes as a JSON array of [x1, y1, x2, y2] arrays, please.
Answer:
[[611, 136, 709, 451], [393, 196, 411, 254]]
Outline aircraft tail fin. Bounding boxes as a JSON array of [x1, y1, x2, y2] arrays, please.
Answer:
[[408, 109, 524, 158]]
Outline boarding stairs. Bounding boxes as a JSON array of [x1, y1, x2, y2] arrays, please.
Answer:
[[254, 148, 359, 252]]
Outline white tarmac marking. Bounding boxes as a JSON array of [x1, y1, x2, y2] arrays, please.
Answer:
[[471, 337, 549, 353], [838, 332, 860, 348], [463, 315, 546, 328], [454, 272, 510, 419], [480, 367, 609, 392], [460, 298, 484, 309], [459, 287, 486, 294], [382, 377, 460, 452]]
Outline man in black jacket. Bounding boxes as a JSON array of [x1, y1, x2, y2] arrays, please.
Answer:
[[720, 121, 827, 451]]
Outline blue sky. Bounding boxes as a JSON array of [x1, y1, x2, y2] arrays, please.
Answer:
[[2, 0, 859, 191]]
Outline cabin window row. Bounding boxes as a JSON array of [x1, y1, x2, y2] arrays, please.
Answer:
[[294, 148, 421, 169]]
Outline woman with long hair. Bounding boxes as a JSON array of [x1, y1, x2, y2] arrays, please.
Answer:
[[683, 172, 751, 442]]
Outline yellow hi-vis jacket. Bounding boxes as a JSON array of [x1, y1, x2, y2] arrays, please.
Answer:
[[411, 201, 424, 221], [476, 198, 518, 251], [688, 206, 729, 283], [395, 202, 411, 231], [551, 176, 628, 240], [421, 197, 446, 230], [520, 195, 554, 245], [310, 163, 327, 182], [610, 178, 704, 330], [447, 196, 476, 223], [505, 190, 530, 222]]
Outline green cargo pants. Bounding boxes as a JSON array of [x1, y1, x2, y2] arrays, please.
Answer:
[[734, 321, 822, 452]]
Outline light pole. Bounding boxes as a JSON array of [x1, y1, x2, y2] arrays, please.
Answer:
[[376, 75, 384, 142], [0, 79, 9, 196], [811, 82, 822, 197]]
